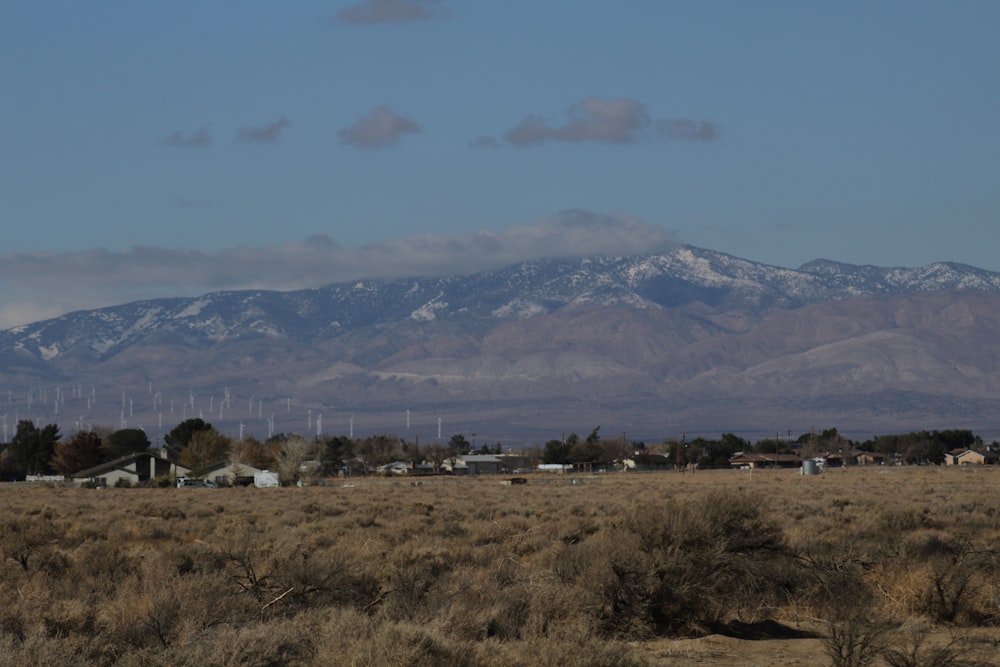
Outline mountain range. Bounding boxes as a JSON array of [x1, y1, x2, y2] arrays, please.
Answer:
[[3, 245, 1000, 445]]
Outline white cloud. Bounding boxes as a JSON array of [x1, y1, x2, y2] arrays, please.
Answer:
[[0, 212, 675, 329], [338, 105, 421, 148]]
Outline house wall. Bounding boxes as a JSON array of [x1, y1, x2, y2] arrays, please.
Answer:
[[77, 469, 140, 488], [467, 462, 500, 475], [955, 451, 986, 465]]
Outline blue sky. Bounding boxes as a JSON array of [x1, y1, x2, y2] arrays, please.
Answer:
[[1, 1, 998, 328]]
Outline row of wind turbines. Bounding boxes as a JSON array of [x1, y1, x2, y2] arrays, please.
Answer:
[[2, 383, 449, 446]]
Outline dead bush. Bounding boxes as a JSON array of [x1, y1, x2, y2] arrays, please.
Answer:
[[882, 618, 982, 667], [267, 544, 380, 614], [823, 611, 894, 667], [591, 489, 794, 637], [374, 547, 453, 622], [0, 628, 93, 667], [0, 517, 60, 572], [885, 532, 1000, 625], [347, 621, 472, 667]]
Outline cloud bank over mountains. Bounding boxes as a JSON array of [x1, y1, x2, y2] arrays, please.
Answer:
[[0, 211, 674, 330]]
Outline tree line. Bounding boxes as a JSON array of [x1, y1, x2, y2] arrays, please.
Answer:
[[0, 417, 499, 483], [533, 426, 992, 469], [1, 417, 993, 482]]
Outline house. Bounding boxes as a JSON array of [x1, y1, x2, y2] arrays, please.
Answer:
[[729, 452, 803, 469], [624, 453, 672, 471], [72, 451, 190, 487], [461, 454, 503, 475], [199, 460, 264, 486], [856, 451, 887, 466], [944, 449, 995, 465], [821, 448, 868, 466]]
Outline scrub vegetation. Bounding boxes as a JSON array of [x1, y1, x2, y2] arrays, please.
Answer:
[[1, 467, 998, 666]]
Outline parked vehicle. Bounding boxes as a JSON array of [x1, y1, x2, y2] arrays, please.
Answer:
[[176, 477, 217, 488]]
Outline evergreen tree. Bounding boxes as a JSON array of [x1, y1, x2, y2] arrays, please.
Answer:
[[7, 420, 61, 477], [163, 418, 213, 460], [319, 435, 354, 475], [104, 428, 151, 460]]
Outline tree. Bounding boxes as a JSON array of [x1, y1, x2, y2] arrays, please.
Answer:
[[755, 438, 790, 454], [423, 442, 448, 475], [569, 426, 605, 463], [357, 434, 400, 472], [447, 434, 470, 455], [104, 428, 151, 460], [278, 435, 315, 485], [231, 435, 279, 470], [319, 435, 354, 476], [163, 418, 213, 460], [7, 420, 60, 477], [51, 431, 104, 476], [179, 428, 232, 473], [543, 437, 571, 464]]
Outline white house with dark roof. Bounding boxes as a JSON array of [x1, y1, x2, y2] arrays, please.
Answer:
[[71, 451, 190, 487]]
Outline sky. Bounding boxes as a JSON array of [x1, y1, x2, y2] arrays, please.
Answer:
[[1, 0, 998, 329]]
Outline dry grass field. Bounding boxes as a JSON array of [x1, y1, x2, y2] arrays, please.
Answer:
[[1, 466, 999, 666]]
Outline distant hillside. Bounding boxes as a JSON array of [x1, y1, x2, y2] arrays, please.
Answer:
[[3, 245, 1000, 444]]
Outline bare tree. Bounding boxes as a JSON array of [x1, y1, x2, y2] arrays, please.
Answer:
[[278, 435, 315, 485]]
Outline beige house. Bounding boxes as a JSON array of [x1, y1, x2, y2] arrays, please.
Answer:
[[856, 452, 887, 466], [944, 449, 990, 466], [199, 460, 264, 486]]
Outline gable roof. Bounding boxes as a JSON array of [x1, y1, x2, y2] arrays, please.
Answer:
[[72, 452, 190, 480], [730, 452, 802, 464], [198, 460, 265, 475], [461, 455, 502, 463]]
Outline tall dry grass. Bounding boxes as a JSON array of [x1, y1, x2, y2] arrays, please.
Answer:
[[0, 466, 997, 665]]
